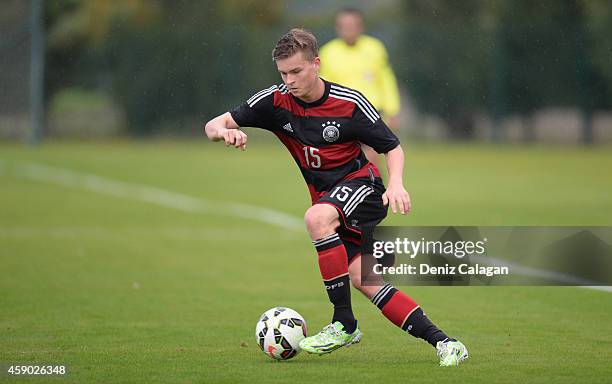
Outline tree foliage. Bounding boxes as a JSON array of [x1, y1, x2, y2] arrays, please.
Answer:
[[44, 0, 612, 135], [398, 0, 611, 136]]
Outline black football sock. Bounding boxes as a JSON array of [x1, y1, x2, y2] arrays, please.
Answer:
[[325, 274, 356, 333], [372, 283, 450, 347], [405, 308, 451, 347], [313, 233, 357, 333]]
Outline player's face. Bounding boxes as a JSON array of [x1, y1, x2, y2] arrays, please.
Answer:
[[336, 13, 364, 46], [276, 51, 320, 100]]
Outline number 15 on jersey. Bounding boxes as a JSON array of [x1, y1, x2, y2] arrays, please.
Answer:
[[303, 146, 321, 168]]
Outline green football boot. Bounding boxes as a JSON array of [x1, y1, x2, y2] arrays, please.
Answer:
[[436, 339, 469, 366], [299, 321, 362, 355]]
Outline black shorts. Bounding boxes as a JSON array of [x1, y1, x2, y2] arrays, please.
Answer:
[[318, 177, 388, 264]]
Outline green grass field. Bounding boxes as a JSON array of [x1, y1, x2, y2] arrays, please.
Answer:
[[1, 139, 611, 383]]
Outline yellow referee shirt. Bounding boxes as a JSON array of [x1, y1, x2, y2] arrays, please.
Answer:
[[319, 35, 400, 119]]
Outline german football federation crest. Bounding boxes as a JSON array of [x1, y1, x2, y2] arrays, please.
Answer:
[[322, 121, 340, 142]]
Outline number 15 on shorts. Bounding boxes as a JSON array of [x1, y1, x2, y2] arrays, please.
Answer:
[[330, 186, 353, 202]]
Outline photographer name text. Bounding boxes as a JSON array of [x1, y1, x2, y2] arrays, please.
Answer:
[[372, 263, 509, 277]]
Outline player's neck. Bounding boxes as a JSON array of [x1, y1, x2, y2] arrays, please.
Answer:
[[299, 78, 326, 103]]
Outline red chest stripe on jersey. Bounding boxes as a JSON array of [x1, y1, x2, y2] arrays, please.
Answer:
[[274, 92, 301, 115], [317, 142, 361, 169], [305, 97, 355, 117], [273, 92, 355, 118], [274, 131, 361, 170], [273, 132, 309, 168]]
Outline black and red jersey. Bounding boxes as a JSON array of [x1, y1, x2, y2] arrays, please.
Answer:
[[229, 79, 400, 204]]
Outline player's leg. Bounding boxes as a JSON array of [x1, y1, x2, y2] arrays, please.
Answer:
[[299, 203, 361, 354], [303, 203, 356, 332], [350, 263, 469, 367], [342, 175, 469, 366], [343, 181, 450, 348], [348, 257, 468, 366], [348, 257, 447, 344]]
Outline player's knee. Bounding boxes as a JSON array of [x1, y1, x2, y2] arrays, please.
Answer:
[[304, 204, 338, 238]]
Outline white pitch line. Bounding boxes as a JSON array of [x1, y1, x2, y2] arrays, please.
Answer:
[[13, 162, 303, 231], [580, 286, 612, 293], [8, 162, 612, 294], [0, 226, 286, 239], [469, 254, 612, 294]]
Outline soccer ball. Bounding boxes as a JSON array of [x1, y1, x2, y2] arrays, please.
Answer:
[[255, 307, 307, 360]]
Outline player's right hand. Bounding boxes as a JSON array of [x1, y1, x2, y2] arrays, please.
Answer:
[[221, 128, 248, 151]]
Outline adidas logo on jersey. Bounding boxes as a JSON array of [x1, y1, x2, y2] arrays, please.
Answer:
[[282, 122, 294, 132]]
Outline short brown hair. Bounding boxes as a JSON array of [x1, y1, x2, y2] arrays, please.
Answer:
[[272, 28, 319, 61]]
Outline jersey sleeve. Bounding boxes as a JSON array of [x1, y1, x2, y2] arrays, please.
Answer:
[[229, 86, 276, 130], [353, 104, 400, 154]]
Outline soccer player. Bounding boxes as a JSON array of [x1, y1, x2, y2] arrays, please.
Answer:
[[204, 28, 468, 366], [319, 7, 401, 167]]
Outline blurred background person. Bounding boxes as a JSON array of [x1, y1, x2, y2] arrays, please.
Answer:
[[319, 7, 401, 167]]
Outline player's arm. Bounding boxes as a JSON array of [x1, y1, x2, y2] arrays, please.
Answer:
[[382, 145, 411, 215], [205, 85, 276, 150], [204, 112, 248, 150], [352, 101, 411, 215]]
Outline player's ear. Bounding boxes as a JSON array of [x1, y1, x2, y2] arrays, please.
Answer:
[[313, 56, 320, 71]]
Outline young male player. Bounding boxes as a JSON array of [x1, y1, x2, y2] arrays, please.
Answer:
[[204, 28, 468, 366]]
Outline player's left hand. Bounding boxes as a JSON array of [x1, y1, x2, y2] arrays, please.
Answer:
[[382, 183, 411, 215]]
